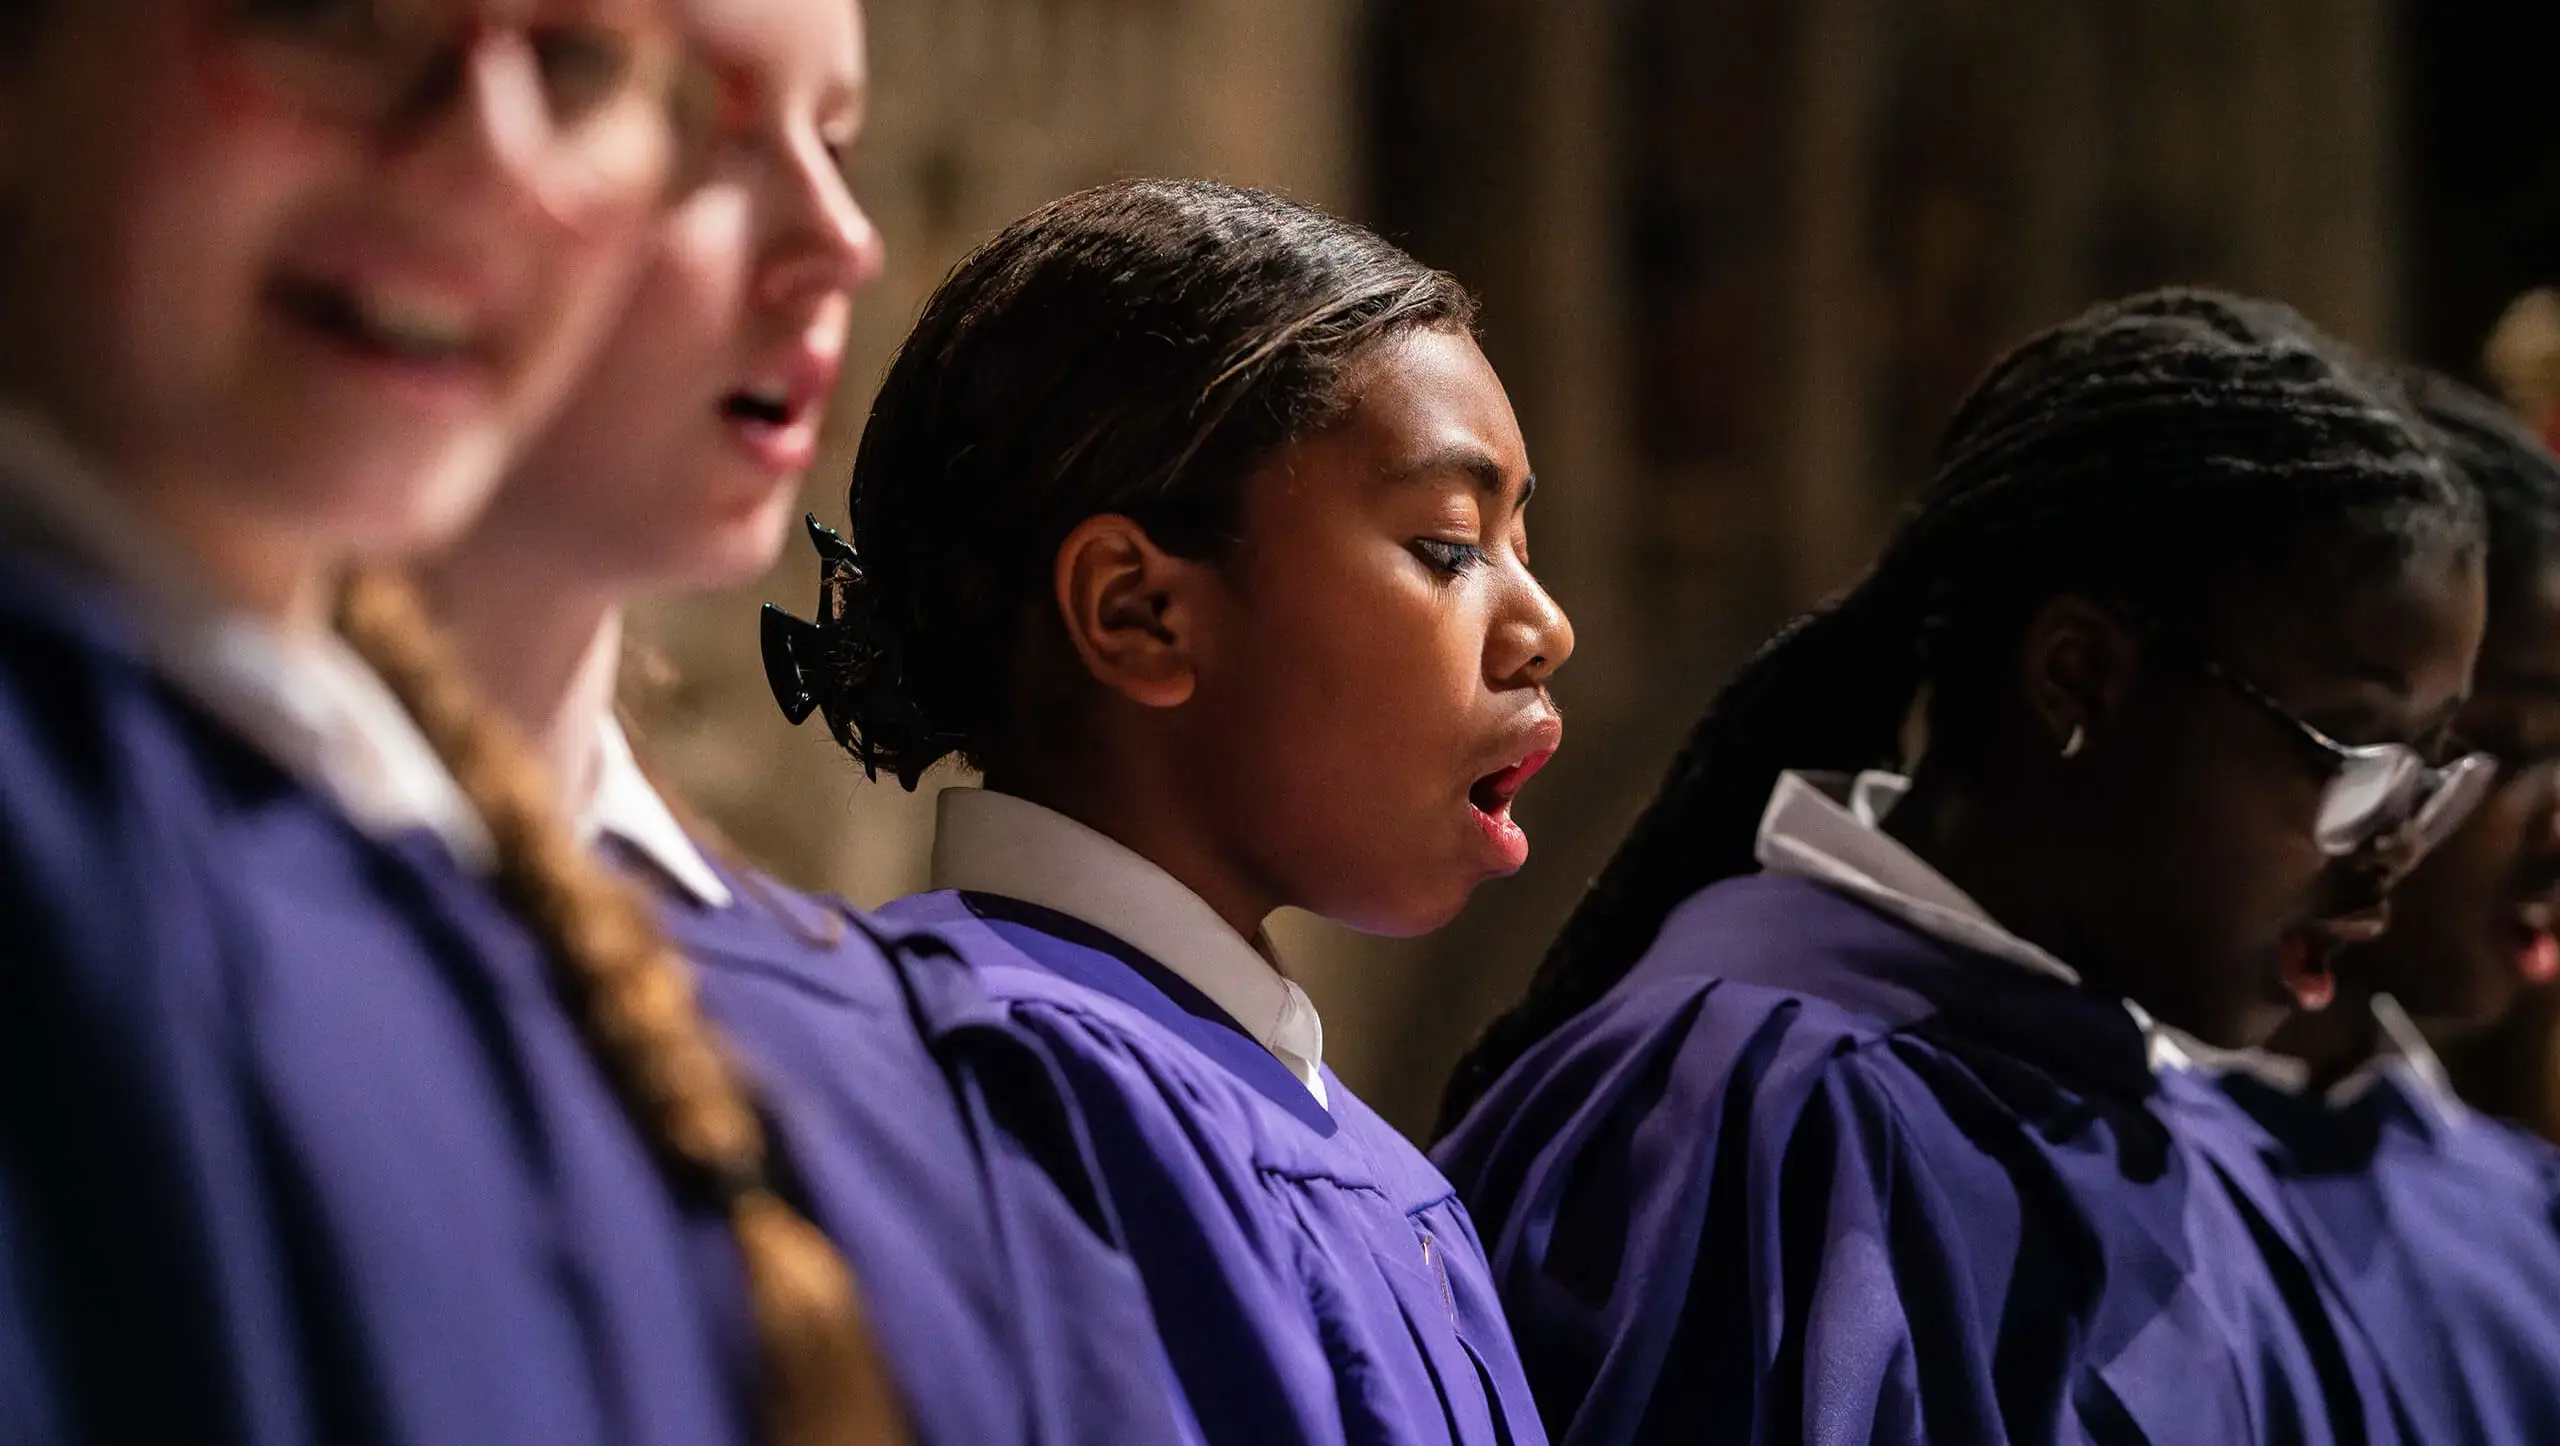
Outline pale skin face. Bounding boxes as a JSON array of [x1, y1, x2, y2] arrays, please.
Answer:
[[470, 0, 884, 598], [0, 0, 684, 619], [1027, 327, 1576, 941]]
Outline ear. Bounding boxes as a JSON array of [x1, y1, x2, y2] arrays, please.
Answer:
[[2016, 594, 2143, 756], [1051, 514, 1213, 710]]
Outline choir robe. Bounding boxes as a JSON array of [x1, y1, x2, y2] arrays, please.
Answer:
[[0, 556, 1191, 1446], [879, 888, 1551, 1446], [2214, 1043, 2560, 1445], [1435, 872, 2401, 1446], [648, 859, 1207, 1446]]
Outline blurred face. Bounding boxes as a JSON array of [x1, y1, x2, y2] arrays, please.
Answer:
[[0, 0, 690, 610], [1175, 328, 1575, 935], [488, 0, 882, 594], [2067, 534, 2485, 1048], [2343, 557, 2560, 1030]]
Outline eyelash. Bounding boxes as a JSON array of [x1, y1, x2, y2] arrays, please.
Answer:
[[1412, 539, 1488, 577]]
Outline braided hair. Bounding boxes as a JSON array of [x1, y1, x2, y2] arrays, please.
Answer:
[[1436, 287, 2481, 1137], [337, 571, 908, 1446], [761, 178, 1476, 786], [2399, 366, 2560, 607]]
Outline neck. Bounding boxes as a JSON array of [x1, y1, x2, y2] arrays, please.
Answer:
[[1884, 767, 2096, 981], [146, 483, 330, 628], [0, 361, 322, 628], [983, 745, 1281, 948], [418, 539, 624, 810], [2265, 985, 2383, 1090]]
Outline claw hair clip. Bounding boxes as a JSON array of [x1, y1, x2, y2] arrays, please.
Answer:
[[761, 514, 964, 789]]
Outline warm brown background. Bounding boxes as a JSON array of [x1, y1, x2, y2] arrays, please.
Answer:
[[629, 0, 2560, 1137]]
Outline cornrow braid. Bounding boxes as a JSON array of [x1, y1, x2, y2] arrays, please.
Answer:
[[335, 569, 908, 1446], [1437, 286, 2479, 1138]]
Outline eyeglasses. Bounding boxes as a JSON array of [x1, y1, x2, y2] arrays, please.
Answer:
[[196, 0, 729, 221], [2198, 657, 2498, 859]]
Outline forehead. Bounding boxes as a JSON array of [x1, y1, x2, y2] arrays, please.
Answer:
[[1327, 327, 1525, 475], [2208, 530, 2484, 702], [685, 0, 862, 84]]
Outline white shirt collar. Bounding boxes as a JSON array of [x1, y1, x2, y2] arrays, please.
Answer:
[[2158, 993, 2461, 1118], [0, 406, 492, 865], [1756, 770, 2204, 1069], [1757, 769, 2083, 986], [930, 787, 1328, 1108], [581, 717, 733, 909]]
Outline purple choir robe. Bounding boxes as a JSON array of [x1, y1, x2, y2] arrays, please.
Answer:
[[1435, 873, 2401, 1445], [878, 888, 1551, 1446], [0, 555, 1190, 1446], [2217, 1067, 2560, 1444], [648, 859, 1205, 1446]]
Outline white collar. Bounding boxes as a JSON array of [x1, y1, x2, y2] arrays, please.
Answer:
[[0, 405, 491, 865], [1756, 770, 2201, 1069], [930, 787, 1328, 1108], [581, 717, 732, 909], [2159, 993, 2462, 1118], [1757, 770, 2083, 986]]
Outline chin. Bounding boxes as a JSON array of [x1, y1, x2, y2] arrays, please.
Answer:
[[1317, 879, 1479, 938], [293, 435, 511, 559]]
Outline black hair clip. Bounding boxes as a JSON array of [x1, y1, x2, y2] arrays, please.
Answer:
[[761, 514, 963, 789], [761, 513, 863, 726]]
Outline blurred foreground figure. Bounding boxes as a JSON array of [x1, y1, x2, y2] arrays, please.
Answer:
[[416, 2, 1203, 1440], [0, 3, 910, 1443]]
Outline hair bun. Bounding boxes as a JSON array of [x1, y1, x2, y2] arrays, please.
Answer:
[[762, 514, 965, 789]]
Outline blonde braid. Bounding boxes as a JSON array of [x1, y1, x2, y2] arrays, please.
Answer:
[[335, 568, 909, 1446]]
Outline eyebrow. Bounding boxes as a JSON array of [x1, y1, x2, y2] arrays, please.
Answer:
[[1389, 445, 1535, 510]]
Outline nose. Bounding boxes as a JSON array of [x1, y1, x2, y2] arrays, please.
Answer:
[[757, 143, 887, 312], [1490, 562, 1574, 689]]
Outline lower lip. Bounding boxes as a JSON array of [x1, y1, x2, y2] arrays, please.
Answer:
[[723, 410, 820, 473], [1470, 800, 1530, 871], [2514, 921, 2560, 984]]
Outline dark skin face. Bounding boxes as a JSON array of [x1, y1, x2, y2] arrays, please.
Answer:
[[2327, 553, 2560, 1032], [990, 326, 1575, 943], [1895, 530, 2486, 1050]]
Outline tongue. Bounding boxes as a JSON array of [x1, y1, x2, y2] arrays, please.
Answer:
[[2279, 932, 2336, 1011], [2525, 931, 2560, 984]]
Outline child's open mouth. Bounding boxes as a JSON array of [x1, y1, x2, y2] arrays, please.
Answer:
[[2510, 900, 2560, 984], [1468, 746, 1557, 870], [268, 270, 494, 402]]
